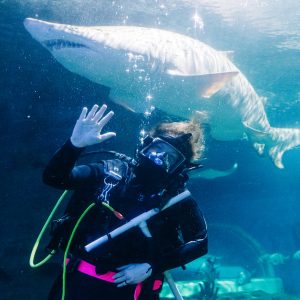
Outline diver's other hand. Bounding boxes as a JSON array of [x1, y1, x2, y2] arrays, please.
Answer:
[[70, 104, 116, 148], [113, 263, 152, 287]]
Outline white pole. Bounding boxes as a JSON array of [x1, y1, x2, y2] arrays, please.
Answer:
[[164, 271, 184, 300], [85, 190, 191, 252]]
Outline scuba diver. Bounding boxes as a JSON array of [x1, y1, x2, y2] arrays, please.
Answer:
[[43, 104, 208, 300]]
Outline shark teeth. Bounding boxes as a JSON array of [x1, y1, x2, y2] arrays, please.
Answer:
[[43, 39, 88, 50]]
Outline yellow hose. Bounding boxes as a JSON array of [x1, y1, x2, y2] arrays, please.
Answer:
[[29, 190, 69, 268]]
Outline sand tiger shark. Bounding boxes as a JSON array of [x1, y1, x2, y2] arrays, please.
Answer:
[[24, 18, 300, 169]]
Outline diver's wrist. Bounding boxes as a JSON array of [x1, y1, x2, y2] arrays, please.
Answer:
[[70, 136, 86, 148]]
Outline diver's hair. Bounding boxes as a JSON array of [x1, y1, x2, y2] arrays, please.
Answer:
[[150, 119, 205, 162]]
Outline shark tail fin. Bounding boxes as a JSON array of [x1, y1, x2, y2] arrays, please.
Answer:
[[244, 123, 300, 169]]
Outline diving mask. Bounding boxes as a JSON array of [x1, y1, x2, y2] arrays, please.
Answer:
[[138, 136, 187, 175]]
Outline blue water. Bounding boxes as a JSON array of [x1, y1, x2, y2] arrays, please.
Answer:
[[1, 1, 300, 299]]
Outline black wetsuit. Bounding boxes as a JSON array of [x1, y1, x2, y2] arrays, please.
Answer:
[[44, 140, 208, 300]]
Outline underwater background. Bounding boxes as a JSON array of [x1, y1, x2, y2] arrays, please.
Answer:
[[1, 1, 300, 299]]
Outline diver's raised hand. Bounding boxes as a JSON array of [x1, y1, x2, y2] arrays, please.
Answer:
[[70, 104, 116, 148]]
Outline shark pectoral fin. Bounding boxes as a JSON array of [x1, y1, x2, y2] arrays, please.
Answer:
[[165, 70, 238, 98], [189, 163, 238, 180], [197, 71, 239, 98]]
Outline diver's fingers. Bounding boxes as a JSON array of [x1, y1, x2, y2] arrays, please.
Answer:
[[78, 107, 88, 121], [92, 104, 107, 123], [99, 132, 116, 142], [85, 104, 99, 120], [97, 111, 114, 128], [114, 276, 127, 284], [116, 281, 129, 288], [113, 271, 126, 281], [116, 265, 131, 271]]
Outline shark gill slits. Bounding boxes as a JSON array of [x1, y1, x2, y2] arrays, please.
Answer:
[[43, 39, 88, 50]]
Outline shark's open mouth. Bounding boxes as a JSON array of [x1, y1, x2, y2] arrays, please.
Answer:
[[43, 39, 89, 50]]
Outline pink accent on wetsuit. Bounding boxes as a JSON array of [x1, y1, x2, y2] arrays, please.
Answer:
[[134, 283, 143, 300], [66, 259, 116, 282], [66, 259, 162, 299], [134, 279, 162, 299], [153, 280, 163, 290], [77, 260, 116, 282]]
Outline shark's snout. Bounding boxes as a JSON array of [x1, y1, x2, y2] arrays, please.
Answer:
[[24, 18, 89, 51], [23, 17, 37, 30], [23, 17, 38, 29], [24, 18, 49, 32], [24, 18, 55, 42]]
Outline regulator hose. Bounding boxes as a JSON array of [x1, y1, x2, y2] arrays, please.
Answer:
[[29, 190, 69, 268], [61, 203, 95, 300]]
